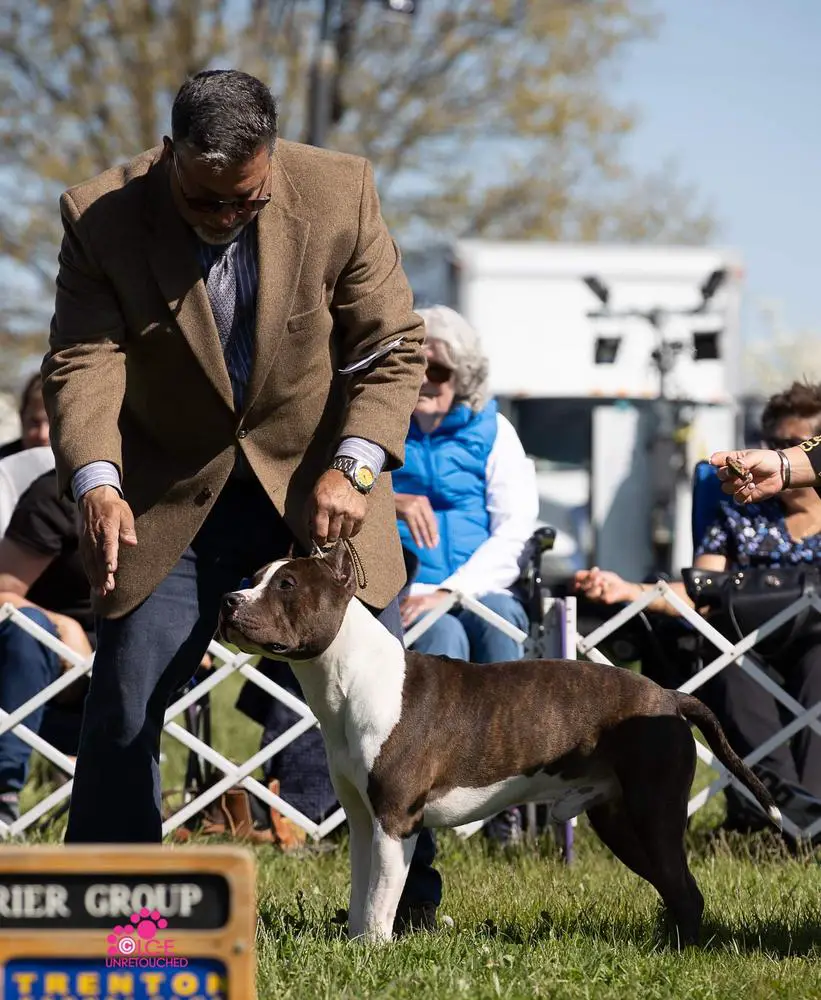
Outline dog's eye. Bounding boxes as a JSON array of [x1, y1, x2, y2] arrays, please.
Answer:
[[276, 577, 296, 591]]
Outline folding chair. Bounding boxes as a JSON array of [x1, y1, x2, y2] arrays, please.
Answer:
[[691, 460, 726, 552]]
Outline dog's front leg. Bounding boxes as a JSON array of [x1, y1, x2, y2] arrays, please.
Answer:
[[332, 774, 373, 939], [363, 823, 418, 943]]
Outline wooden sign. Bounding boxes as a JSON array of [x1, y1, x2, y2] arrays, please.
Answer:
[[0, 845, 256, 1000]]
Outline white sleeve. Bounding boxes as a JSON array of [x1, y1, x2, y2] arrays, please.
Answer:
[[439, 413, 539, 598]]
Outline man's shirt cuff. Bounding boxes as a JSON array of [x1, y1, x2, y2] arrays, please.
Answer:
[[334, 438, 386, 477], [71, 461, 123, 501]]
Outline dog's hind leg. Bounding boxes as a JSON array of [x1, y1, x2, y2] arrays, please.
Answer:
[[610, 718, 705, 946], [587, 799, 656, 885], [332, 774, 373, 939], [363, 823, 419, 943]]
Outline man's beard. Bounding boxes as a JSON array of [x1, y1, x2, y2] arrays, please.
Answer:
[[193, 219, 249, 245]]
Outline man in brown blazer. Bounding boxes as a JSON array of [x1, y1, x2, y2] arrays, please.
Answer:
[[42, 69, 440, 924]]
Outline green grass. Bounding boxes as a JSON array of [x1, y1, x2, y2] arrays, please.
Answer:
[[19, 674, 821, 999], [247, 828, 821, 1000]]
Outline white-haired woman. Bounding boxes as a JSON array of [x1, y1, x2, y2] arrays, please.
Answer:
[[394, 305, 539, 667]]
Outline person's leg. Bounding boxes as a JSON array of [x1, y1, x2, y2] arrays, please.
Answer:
[[408, 611, 470, 660], [66, 478, 293, 844], [699, 653, 816, 833], [66, 548, 230, 843], [456, 592, 529, 664], [0, 610, 62, 822], [783, 641, 821, 799], [260, 660, 338, 825], [701, 660, 801, 786]]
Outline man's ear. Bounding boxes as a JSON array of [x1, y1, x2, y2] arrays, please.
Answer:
[[326, 539, 356, 596]]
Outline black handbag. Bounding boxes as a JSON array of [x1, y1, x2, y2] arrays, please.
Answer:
[[682, 565, 821, 655]]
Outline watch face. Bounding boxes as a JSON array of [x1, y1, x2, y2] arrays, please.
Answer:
[[354, 465, 375, 490]]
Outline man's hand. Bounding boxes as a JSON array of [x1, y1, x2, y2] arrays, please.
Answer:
[[79, 486, 138, 597], [400, 589, 452, 629], [310, 469, 368, 547], [394, 493, 439, 549], [710, 446, 815, 503]]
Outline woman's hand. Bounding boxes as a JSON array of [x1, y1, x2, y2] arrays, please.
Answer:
[[400, 589, 451, 629], [573, 568, 642, 605], [710, 447, 816, 502], [394, 493, 440, 549]]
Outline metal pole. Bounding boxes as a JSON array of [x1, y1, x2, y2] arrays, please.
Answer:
[[307, 0, 339, 147]]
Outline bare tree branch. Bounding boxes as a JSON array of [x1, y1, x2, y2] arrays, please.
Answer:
[[0, 0, 714, 384]]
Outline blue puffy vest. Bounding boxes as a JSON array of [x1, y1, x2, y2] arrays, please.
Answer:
[[393, 400, 498, 585]]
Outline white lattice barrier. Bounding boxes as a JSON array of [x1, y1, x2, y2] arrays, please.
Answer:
[[575, 582, 821, 842], [8, 581, 813, 844], [0, 589, 539, 842]]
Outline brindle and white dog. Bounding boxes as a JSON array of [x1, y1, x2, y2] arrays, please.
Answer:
[[219, 541, 780, 944]]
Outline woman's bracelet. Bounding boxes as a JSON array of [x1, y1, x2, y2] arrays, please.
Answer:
[[776, 449, 792, 490]]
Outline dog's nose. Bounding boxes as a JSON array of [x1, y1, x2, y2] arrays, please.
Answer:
[[222, 592, 243, 613]]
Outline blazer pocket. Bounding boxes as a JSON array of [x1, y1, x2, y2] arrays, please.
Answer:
[[286, 303, 331, 334]]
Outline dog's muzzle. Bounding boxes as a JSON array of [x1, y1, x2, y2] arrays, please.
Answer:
[[218, 593, 289, 654]]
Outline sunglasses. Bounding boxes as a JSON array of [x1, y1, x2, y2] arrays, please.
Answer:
[[173, 154, 272, 215], [425, 362, 454, 385], [765, 435, 806, 451]]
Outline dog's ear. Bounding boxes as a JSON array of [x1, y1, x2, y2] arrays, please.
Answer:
[[325, 539, 357, 596], [286, 541, 296, 560]]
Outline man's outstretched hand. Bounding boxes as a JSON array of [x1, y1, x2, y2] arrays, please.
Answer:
[[709, 445, 816, 503], [79, 485, 138, 596]]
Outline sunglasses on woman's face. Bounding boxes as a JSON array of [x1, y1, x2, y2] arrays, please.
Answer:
[[765, 435, 806, 451], [425, 362, 454, 385]]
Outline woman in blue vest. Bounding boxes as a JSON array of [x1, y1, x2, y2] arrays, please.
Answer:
[[395, 305, 539, 666]]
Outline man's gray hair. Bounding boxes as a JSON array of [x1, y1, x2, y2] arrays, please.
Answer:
[[171, 69, 278, 170], [416, 305, 490, 413]]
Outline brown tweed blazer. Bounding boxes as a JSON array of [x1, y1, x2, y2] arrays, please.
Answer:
[[42, 141, 425, 617]]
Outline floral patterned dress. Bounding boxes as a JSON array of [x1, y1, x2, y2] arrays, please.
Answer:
[[695, 498, 821, 568]]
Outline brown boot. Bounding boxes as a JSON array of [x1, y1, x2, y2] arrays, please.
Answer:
[[194, 794, 231, 838], [267, 780, 308, 852], [221, 788, 274, 844]]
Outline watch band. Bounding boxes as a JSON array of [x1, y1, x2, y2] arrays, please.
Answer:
[[330, 455, 376, 494]]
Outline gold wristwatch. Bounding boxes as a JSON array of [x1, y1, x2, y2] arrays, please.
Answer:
[[330, 455, 377, 495]]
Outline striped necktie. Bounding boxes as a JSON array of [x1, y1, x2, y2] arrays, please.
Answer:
[[202, 236, 253, 412], [206, 239, 238, 354]]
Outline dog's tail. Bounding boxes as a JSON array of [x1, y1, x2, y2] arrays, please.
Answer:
[[674, 692, 782, 830]]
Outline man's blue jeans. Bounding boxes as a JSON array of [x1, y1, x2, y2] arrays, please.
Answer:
[[0, 609, 62, 793], [64, 477, 441, 907], [410, 592, 529, 662]]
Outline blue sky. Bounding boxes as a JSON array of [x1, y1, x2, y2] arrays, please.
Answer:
[[615, 0, 820, 344]]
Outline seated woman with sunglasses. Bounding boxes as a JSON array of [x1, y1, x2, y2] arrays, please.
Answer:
[[394, 306, 538, 661], [575, 381, 821, 839]]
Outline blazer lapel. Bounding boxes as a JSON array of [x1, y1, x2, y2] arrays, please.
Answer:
[[242, 153, 310, 417], [143, 160, 235, 412]]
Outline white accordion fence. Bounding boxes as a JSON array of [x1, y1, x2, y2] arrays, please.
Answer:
[[1, 582, 820, 843]]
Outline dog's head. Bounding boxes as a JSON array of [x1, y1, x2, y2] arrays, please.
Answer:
[[218, 540, 358, 661]]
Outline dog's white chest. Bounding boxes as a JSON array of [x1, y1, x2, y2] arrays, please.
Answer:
[[423, 772, 617, 828], [293, 600, 407, 777]]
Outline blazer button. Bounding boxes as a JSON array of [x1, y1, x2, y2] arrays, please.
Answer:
[[237, 428, 248, 439], [195, 487, 214, 506]]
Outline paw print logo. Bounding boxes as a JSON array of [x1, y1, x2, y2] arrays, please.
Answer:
[[107, 909, 168, 955]]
